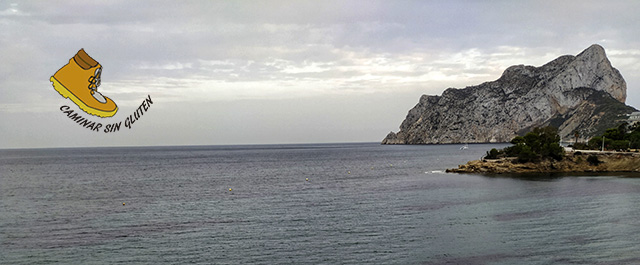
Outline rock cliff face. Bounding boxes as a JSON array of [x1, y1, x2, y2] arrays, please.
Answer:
[[383, 44, 636, 144]]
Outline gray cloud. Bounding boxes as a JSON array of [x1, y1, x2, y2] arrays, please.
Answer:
[[1, 0, 640, 148]]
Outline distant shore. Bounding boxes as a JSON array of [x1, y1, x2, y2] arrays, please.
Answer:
[[447, 151, 640, 174]]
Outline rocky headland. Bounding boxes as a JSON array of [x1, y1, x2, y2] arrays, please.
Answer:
[[446, 151, 640, 174], [383, 44, 637, 144]]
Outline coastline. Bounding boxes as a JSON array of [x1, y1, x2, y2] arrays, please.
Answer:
[[447, 151, 640, 174]]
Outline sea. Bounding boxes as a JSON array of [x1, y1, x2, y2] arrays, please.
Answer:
[[2, 142, 640, 264]]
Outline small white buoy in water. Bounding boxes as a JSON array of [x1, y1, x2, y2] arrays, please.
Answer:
[[348, 171, 351, 174]]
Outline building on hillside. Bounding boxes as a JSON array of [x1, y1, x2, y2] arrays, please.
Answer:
[[629, 111, 640, 124]]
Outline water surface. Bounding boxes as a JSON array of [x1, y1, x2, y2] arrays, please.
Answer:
[[2, 143, 640, 264]]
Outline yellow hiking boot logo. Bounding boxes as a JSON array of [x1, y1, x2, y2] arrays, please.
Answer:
[[50, 49, 118, 117]]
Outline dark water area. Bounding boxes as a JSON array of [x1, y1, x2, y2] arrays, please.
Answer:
[[2, 143, 640, 264]]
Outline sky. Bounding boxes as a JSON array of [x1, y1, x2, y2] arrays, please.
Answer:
[[1, 0, 640, 149]]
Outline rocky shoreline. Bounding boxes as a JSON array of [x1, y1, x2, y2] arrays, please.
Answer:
[[446, 151, 640, 174]]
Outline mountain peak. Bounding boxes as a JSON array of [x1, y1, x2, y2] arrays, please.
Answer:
[[566, 44, 626, 103], [578, 44, 606, 57], [382, 45, 635, 145]]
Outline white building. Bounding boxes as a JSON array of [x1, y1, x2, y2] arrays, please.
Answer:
[[630, 112, 640, 123]]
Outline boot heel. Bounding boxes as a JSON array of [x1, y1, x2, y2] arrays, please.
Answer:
[[50, 76, 72, 99]]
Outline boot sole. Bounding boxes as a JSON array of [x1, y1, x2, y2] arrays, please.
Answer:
[[50, 76, 118, 118]]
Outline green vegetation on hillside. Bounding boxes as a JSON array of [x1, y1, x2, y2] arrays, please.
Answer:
[[485, 126, 564, 163], [573, 122, 640, 151], [586, 91, 638, 137]]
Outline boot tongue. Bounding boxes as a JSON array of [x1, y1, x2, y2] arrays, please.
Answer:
[[92, 91, 107, 103]]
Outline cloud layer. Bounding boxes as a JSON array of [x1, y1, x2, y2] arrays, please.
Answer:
[[1, 1, 640, 148]]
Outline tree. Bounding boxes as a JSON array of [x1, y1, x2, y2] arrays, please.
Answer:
[[523, 131, 541, 154], [525, 126, 563, 160], [485, 148, 501, 159], [588, 136, 602, 150], [586, 122, 640, 151], [603, 123, 627, 141], [541, 142, 564, 160], [483, 126, 563, 162], [610, 140, 630, 151], [517, 145, 537, 163], [629, 131, 640, 149], [511, 136, 525, 145]]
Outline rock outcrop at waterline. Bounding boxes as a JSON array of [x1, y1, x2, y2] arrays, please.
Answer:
[[446, 152, 640, 174], [383, 44, 637, 145]]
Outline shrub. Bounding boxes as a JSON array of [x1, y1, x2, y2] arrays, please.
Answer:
[[587, 155, 602, 166], [588, 136, 606, 150], [485, 148, 501, 159], [503, 144, 524, 157], [517, 145, 538, 163], [588, 122, 639, 150], [572, 142, 590, 150], [610, 140, 630, 151], [541, 142, 564, 161], [629, 131, 640, 149], [483, 126, 564, 163]]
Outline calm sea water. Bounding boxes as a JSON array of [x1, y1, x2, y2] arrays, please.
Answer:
[[2, 143, 640, 264]]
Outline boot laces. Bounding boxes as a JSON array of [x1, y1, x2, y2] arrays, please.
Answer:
[[88, 67, 102, 93]]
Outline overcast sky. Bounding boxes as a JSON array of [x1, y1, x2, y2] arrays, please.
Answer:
[[1, 0, 640, 149]]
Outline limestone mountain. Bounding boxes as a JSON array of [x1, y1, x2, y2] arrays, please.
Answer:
[[382, 44, 637, 145]]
